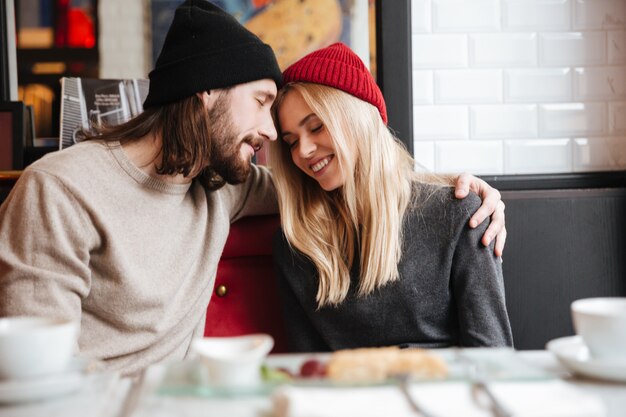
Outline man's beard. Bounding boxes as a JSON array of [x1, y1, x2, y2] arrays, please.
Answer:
[[200, 95, 264, 187]]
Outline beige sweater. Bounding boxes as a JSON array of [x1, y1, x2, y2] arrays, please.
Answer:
[[0, 140, 277, 375]]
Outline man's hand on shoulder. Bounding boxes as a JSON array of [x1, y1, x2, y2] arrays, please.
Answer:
[[453, 173, 506, 257]]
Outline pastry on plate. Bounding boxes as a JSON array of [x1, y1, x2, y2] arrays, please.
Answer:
[[326, 346, 448, 382]]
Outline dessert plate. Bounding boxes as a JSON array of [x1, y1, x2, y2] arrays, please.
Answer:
[[155, 348, 553, 398], [546, 335, 626, 383]]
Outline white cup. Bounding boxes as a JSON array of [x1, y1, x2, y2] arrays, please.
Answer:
[[571, 297, 626, 362], [192, 334, 274, 387], [0, 316, 78, 380]]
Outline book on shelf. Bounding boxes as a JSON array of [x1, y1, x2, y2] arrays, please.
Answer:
[[59, 77, 149, 149]]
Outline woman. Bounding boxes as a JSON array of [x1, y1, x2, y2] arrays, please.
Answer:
[[268, 43, 513, 352]]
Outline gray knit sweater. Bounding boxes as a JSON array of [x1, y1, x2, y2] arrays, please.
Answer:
[[273, 183, 513, 352]]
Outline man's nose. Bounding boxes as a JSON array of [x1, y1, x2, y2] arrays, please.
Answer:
[[259, 116, 278, 142]]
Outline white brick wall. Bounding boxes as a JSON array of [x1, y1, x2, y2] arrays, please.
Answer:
[[412, 0, 626, 175], [99, 0, 151, 79]]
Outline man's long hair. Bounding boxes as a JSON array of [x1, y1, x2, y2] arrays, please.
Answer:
[[269, 83, 449, 308], [85, 95, 227, 190]]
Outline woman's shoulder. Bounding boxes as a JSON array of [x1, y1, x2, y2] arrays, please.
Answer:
[[410, 180, 481, 222], [272, 227, 289, 254], [272, 227, 305, 262]]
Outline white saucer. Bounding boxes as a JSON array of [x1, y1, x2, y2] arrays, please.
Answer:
[[0, 357, 98, 404], [546, 335, 626, 383]]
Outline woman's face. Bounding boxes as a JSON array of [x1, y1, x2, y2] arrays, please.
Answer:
[[277, 90, 348, 191]]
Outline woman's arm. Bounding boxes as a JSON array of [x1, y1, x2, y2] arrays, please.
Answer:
[[449, 193, 513, 347], [452, 173, 507, 257], [272, 232, 329, 352]]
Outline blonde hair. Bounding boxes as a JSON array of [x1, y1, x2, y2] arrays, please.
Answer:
[[269, 83, 448, 308]]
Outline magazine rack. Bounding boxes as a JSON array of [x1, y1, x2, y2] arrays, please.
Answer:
[[59, 77, 149, 149]]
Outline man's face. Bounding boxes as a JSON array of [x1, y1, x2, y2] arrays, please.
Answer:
[[207, 79, 277, 184]]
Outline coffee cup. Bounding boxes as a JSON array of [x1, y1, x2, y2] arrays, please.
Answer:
[[192, 334, 274, 387], [0, 316, 78, 380], [571, 297, 626, 362]]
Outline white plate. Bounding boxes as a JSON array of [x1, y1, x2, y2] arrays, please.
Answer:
[[0, 357, 99, 404], [546, 335, 626, 383]]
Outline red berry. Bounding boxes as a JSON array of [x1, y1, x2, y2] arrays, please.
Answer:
[[299, 359, 327, 378]]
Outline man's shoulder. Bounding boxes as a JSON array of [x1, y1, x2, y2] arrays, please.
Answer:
[[27, 140, 111, 180]]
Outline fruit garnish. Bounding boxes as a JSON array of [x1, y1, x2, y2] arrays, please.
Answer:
[[299, 358, 328, 378], [261, 364, 293, 383]]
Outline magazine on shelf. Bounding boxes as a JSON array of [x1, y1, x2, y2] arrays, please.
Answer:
[[59, 77, 149, 149]]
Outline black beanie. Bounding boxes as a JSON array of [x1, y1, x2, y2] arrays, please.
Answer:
[[143, 0, 282, 108]]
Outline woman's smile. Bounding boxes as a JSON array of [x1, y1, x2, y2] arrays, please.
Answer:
[[310, 155, 334, 175]]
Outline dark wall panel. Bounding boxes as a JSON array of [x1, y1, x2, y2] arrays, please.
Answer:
[[501, 188, 626, 349]]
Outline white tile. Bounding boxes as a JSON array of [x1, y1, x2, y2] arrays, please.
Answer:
[[609, 102, 626, 134], [504, 139, 572, 174], [539, 103, 607, 137], [502, 0, 571, 31], [434, 70, 502, 104], [573, 137, 626, 171], [470, 105, 538, 139], [573, 0, 626, 30], [470, 33, 537, 67], [412, 0, 432, 33], [435, 140, 503, 175], [539, 32, 607, 66], [412, 34, 468, 68], [433, 0, 500, 32], [574, 67, 626, 100], [413, 105, 469, 139], [505, 68, 572, 103], [608, 31, 626, 65], [413, 141, 436, 172], [413, 70, 434, 105]]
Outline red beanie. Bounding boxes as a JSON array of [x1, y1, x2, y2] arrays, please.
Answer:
[[282, 43, 388, 124]]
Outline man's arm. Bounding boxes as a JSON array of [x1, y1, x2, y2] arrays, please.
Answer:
[[0, 170, 93, 324], [222, 164, 278, 223]]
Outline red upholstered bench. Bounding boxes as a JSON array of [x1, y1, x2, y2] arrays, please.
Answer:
[[204, 214, 289, 353]]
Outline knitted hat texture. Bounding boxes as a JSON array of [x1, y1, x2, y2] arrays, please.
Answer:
[[143, 0, 282, 108], [282, 43, 387, 124]]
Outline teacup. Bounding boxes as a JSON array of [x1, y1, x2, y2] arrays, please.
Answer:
[[571, 297, 626, 362], [0, 316, 78, 380], [192, 334, 274, 387]]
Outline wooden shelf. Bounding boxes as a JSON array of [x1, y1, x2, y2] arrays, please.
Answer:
[[17, 47, 98, 62]]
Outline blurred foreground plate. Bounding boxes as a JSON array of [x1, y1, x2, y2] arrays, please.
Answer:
[[0, 357, 103, 404], [547, 335, 626, 383], [154, 348, 555, 398]]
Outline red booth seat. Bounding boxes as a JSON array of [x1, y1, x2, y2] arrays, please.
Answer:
[[204, 214, 289, 353]]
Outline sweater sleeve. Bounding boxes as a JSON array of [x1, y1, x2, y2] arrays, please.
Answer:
[[222, 164, 278, 222], [0, 169, 95, 325], [449, 193, 514, 347], [272, 231, 329, 353]]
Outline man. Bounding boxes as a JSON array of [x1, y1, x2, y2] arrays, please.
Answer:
[[0, 0, 505, 375]]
